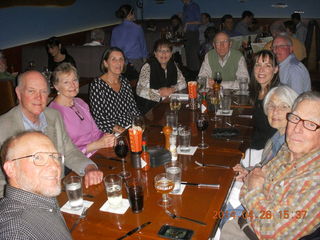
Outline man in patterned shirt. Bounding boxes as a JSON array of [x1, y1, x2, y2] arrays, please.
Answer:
[[0, 131, 72, 239], [221, 91, 320, 239]]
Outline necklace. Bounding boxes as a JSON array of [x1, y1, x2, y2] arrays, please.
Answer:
[[69, 105, 84, 121]]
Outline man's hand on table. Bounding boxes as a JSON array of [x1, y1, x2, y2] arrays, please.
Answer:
[[84, 164, 103, 188], [244, 167, 265, 191]]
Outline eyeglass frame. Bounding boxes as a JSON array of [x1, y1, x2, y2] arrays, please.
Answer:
[[286, 112, 320, 131], [271, 44, 290, 51], [266, 103, 291, 112], [9, 152, 64, 166]]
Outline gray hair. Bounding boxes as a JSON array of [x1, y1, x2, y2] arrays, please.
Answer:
[[51, 62, 79, 85], [270, 21, 286, 36], [91, 28, 105, 43], [16, 70, 50, 93], [263, 85, 299, 114], [273, 34, 293, 46], [292, 91, 320, 112]]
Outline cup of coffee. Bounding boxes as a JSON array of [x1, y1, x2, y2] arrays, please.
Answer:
[[126, 178, 144, 213], [104, 174, 123, 209], [63, 176, 83, 210]]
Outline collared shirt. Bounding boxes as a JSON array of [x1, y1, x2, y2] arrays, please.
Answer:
[[111, 20, 148, 60], [279, 53, 311, 94], [0, 185, 72, 240], [182, 0, 200, 32], [260, 131, 285, 166], [22, 110, 48, 132], [240, 144, 320, 239], [198, 50, 249, 89]]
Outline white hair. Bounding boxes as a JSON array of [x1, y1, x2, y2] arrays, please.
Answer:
[[263, 85, 299, 114]]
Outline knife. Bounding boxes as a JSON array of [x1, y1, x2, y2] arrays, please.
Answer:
[[195, 160, 230, 169], [181, 182, 220, 189], [94, 155, 126, 163], [117, 221, 152, 240]]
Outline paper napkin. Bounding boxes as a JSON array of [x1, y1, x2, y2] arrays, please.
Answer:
[[177, 146, 197, 156], [100, 199, 130, 214], [60, 200, 94, 215]]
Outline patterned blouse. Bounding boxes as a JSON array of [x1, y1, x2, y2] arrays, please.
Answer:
[[240, 144, 320, 239], [136, 63, 186, 102], [89, 76, 140, 133]]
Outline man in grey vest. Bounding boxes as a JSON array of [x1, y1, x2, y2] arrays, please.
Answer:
[[198, 31, 249, 89]]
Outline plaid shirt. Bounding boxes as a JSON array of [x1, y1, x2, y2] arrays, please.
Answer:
[[240, 144, 320, 239], [0, 186, 72, 240]]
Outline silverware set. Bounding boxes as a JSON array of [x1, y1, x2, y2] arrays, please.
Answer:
[[165, 209, 206, 226]]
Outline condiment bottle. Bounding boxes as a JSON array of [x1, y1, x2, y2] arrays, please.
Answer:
[[141, 140, 150, 171]]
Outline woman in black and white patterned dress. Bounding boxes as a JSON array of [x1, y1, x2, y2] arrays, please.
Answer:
[[89, 47, 140, 134]]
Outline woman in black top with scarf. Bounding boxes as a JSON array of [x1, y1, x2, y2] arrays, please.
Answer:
[[136, 39, 186, 114]]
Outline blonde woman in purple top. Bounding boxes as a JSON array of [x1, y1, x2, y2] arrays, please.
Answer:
[[49, 62, 114, 157]]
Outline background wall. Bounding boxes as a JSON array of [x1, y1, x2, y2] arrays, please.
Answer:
[[1, 0, 319, 49]]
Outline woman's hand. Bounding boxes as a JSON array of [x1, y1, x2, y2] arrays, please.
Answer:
[[233, 164, 249, 182], [98, 133, 115, 148], [113, 125, 125, 134], [159, 87, 174, 97]]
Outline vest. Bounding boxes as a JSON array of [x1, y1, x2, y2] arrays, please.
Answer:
[[207, 49, 242, 82]]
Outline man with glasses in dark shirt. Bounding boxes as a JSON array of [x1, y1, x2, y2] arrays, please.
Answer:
[[0, 131, 72, 239]]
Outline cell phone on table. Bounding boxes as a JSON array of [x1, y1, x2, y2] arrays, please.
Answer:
[[158, 224, 194, 239]]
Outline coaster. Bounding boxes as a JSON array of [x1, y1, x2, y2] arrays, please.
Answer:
[[169, 184, 186, 195], [99, 199, 130, 214], [177, 146, 197, 156], [60, 200, 94, 215], [216, 109, 233, 116]]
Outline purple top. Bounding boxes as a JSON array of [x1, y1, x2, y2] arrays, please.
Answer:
[[49, 98, 103, 157]]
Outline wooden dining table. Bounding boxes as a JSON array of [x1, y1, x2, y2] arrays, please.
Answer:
[[57, 95, 253, 239]]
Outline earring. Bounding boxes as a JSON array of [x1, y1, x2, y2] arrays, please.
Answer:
[[57, 91, 60, 95]]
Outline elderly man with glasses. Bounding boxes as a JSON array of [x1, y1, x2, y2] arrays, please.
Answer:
[[198, 31, 249, 89], [220, 91, 320, 239], [272, 34, 311, 94], [0, 131, 72, 239]]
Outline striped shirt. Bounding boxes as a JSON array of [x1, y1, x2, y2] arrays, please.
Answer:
[[240, 144, 320, 239], [0, 186, 72, 240]]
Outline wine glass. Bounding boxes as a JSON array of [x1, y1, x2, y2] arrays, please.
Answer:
[[208, 90, 221, 122], [132, 115, 145, 132], [196, 114, 209, 149], [214, 72, 222, 85], [154, 173, 175, 207], [114, 136, 131, 178]]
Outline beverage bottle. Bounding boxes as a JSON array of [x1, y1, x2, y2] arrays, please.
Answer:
[[141, 140, 150, 171], [246, 36, 253, 59], [200, 91, 208, 114]]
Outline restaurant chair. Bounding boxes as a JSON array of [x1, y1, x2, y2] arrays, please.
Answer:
[[0, 79, 16, 115]]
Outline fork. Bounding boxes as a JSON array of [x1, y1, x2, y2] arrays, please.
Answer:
[[70, 207, 88, 232], [165, 209, 206, 226]]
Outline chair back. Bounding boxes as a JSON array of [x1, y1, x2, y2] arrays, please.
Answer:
[[0, 79, 16, 115]]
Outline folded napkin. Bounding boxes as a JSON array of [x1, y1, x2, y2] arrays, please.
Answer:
[[100, 199, 130, 214], [212, 128, 239, 139], [170, 93, 189, 101], [60, 200, 94, 215], [169, 184, 186, 195], [216, 109, 233, 116], [177, 146, 197, 155], [228, 181, 244, 209], [241, 148, 263, 168]]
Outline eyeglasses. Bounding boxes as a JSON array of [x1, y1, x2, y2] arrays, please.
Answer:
[[214, 39, 229, 46], [267, 104, 290, 112], [10, 152, 64, 166], [286, 113, 320, 131], [271, 44, 290, 50], [70, 105, 84, 121]]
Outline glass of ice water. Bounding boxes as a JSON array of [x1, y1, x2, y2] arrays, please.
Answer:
[[64, 176, 83, 210], [104, 174, 123, 209], [165, 161, 182, 194]]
